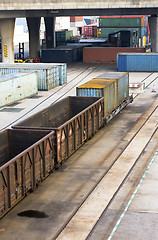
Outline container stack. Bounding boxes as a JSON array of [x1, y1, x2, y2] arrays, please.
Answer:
[[50, 63, 67, 85], [82, 25, 97, 38], [97, 16, 149, 47], [77, 72, 129, 117], [56, 30, 73, 47], [77, 79, 116, 116], [0, 63, 67, 90], [42, 44, 92, 63], [0, 72, 38, 108]]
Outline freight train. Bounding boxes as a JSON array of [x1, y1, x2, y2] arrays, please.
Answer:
[[0, 72, 132, 219]]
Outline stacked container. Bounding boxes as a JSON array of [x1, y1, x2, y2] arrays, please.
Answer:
[[76, 72, 129, 117], [99, 17, 142, 28], [42, 46, 78, 63], [97, 15, 149, 47], [93, 72, 129, 104], [46, 63, 67, 85], [97, 27, 141, 39], [56, 30, 73, 46], [83, 25, 97, 38], [42, 44, 91, 63], [0, 63, 62, 90], [0, 72, 38, 107], [77, 79, 116, 117]]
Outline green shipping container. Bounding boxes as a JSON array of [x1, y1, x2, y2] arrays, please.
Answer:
[[97, 28, 141, 38], [99, 17, 142, 28], [56, 30, 73, 42]]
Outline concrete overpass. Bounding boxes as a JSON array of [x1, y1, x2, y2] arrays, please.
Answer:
[[0, 0, 157, 62]]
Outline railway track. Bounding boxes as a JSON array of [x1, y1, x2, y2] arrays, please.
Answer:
[[0, 67, 157, 132], [52, 102, 157, 240], [50, 71, 158, 240], [0, 65, 157, 240], [88, 132, 158, 240]]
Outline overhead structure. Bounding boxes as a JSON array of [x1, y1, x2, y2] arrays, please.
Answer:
[[0, 1, 157, 62]]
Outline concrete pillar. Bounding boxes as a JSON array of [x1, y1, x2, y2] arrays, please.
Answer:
[[27, 17, 41, 58], [149, 16, 158, 52], [0, 18, 15, 63], [44, 17, 56, 48]]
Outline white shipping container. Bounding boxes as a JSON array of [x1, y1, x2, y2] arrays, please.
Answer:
[[0, 72, 38, 108]]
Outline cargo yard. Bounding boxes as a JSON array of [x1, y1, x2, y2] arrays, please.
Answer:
[[0, 62, 157, 240], [0, 11, 158, 240]]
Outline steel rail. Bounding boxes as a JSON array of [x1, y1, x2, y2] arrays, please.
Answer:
[[52, 103, 158, 240], [86, 121, 158, 240], [133, 73, 158, 99]]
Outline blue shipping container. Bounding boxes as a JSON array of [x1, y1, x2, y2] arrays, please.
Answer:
[[141, 27, 147, 36], [117, 53, 158, 72]]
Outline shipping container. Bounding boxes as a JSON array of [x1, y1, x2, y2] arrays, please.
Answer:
[[55, 63, 67, 85], [56, 41, 66, 47], [0, 129, 55, 218], [80, 39, 106, 47], [93, 72, 129, 105], [83, 25, 97, 38], [117, 53, 158, 72], [83, 47, 146, 63], [42, 47, 78, 63], [0, 63, 61, 90], [99, 17, 142, 28], [70, 16, 83, 22], [13, 96, 104, 164], [42, 44, 91, 63], [141, 27, 148, 36], [76, 80, 117, 117], [0, 72, 38, 108], [42, 63, 67, 85], [97, 28, 141, 38], [99, 16, 148, 28], [67, 43, 92, 60], [56, 30, 73, 42]]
